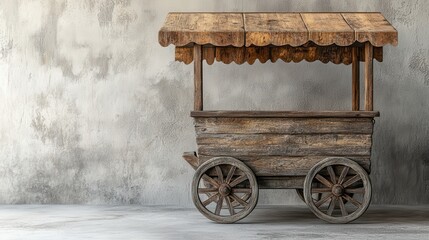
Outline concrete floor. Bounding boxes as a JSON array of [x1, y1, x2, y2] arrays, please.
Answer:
[[0, 205, 428, 240]]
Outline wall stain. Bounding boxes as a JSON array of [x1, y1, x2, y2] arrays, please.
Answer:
[[381, 0, 418, 26], [0, 39, 13, 59], [91, 53, 112, 79], [116, 10, 137, 30], [409, 50, 429, 86], [98, 0, 115, 28], [31, 0, 80, 79]]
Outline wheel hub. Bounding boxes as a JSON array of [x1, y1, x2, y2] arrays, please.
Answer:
[[332, 184, 344, 197], [218, 184, 232, 196]]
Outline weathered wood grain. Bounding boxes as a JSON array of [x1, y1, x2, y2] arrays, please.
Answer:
[[194, 45, 203, 111], [352, 47, 360, 111], [191, 111, 380, 118], [175, 47, 193, 64], [160, 13, 397, 48], [175, 45, 384, 65], [159, 13, 245, 47], [204, 46, 215, 65], [197, 134, 372, 156], [342, 13, 398, 47], [244, 13, 308, 47], [364, 42, 374, 111], [216, 47, 246, 64], [197, 133, 371, 146], [257, 176, 305, 189], [195, 118, 373, 135], [301, 13, 355, 46], [183, 152, 199, 169], [199, 155, 370, 176]]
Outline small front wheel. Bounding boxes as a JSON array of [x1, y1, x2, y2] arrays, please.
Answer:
[[304, 157, 371, 224], [191, 157, 259, 223]]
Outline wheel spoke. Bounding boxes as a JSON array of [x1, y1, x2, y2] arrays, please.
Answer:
[[338, 166, 350, 185], [198, 188, 218, 193], [315, 174, 334, 188], [215, 166, 224, 183], [327, 198, 336, 216], [225, 195, 235, 215], [231, 188, 252, 193], [215, 196, 224, 215], [225, 166, 236, 184], [343, 175, 361, 188], [345, 187, 365, 194], [342, 194, 362, 208], [338, 197, 348, 216], [229, 175, 247, 188], [327, 166, 337, 184], [315, 194, 332, 207], [202, 193, 219, 206], [230, 193, 248, 207], [311, 188, 331, 193], [202, 174, 220, 188]]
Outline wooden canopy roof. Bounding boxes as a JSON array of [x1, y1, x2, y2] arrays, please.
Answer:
[[159, 12, 398, 48]]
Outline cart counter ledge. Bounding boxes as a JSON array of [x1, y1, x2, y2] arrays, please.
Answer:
[[158, 12, 398, 224]]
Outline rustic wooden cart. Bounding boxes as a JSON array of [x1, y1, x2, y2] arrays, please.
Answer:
[[159, 12, 397, 223]]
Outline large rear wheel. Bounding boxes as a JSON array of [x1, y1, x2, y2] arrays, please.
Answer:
[[304, 157, 371, 223]]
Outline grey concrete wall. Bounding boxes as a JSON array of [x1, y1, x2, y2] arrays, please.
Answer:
[[0, 0, 427, 205]]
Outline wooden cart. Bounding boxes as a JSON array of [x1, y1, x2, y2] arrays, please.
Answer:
[[159, 12, 398, 223]]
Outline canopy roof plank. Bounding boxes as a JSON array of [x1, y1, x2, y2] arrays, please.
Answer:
[[159, 12, 398, 48]]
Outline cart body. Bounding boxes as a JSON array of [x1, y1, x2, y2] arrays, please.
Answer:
[[159, 12, 397, 223]]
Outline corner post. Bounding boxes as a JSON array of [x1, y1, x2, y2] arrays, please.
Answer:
[[352, 47, 360, 111], [364, 42, 374, 111], [193, 44, 203, 111]]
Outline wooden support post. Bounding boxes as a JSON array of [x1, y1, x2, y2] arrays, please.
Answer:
[[364, 42, 374, 111], [194, 44, 203, 111], [352, 47, 360, 111]]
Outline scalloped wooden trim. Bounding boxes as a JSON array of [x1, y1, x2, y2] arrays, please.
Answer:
[[175, 45, 383, 65]]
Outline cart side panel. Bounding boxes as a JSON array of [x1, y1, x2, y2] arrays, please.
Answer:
[[194, 117, 374, 176]]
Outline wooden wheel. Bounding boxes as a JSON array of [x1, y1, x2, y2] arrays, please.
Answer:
[[202, 181, 251, 209], [304, 157, 371, 223], [191, 157, 259, 223]]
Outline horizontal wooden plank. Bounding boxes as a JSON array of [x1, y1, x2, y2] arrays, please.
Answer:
[[257, 176, 305, 189], [195, 117, 373, 135], [191, 111, 380, 118], [159, 13, 244, 47], [244, 13, 308, 47], [197, 133, 371, 146], [197, 134, 372, 156], [301, 13, 355, 46], [198, 146, 371, 157], [342, 13, 398, 47], [199, 155, 370, 176], [160, 13, 397, 48]]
